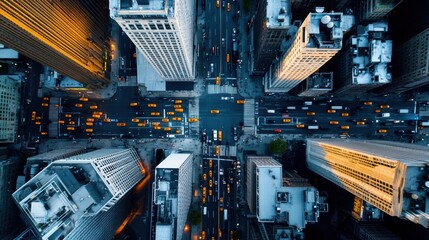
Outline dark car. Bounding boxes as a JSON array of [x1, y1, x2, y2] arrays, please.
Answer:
[[135, 111, 144, 116]]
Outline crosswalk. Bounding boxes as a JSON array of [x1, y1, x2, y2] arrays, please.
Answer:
[[243, 99, 255, 135]]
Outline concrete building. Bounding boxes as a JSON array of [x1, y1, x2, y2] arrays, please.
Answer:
[[384, 27, 429, 94], [250, 0, 291, 76], [153, 153, 193, 240], [306, 138, 429, 228], [12, 148, 145, 240], [263, 11, 354, 92], [358, 0, 403, 22], [0, 1, 111, 89], [0, 75, 21, 143], [0, 157, 20, 239], [334, 21, 392, 95], [294, 72, 333, 97], [246, 156, 326, 229], [110, 0, 195, 81], [25, 148, 86, 181]]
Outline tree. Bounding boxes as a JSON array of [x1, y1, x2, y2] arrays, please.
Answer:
[[189, 209, 201, 226], [268, 138, 288, 155]]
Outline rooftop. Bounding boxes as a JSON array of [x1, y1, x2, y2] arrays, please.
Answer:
[[306, 72, 333, 90], [266, 0, 291, 28], [156, 153, 191, 169]]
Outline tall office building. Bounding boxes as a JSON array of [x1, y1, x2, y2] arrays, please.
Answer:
[[12, 148, 145, 240], [110, 0, 195, 81], [383, 27, 429, 94], [0, 156, 20, 239], [0, 1, 111, 88], [246, 156, 326, 229], [358, 0, 403, 22], [294, 72, 333, 97], [250, 0, 291, 76], [0, 75, 21, 143], [306, 138, 429, 228], [153, 153, 193, 240], [333, 21, 392, 95], [263, 11, 353, 92]]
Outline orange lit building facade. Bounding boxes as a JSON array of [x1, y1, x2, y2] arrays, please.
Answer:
[[0, 0, 110, 88]]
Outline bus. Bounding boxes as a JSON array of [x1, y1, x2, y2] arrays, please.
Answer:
[[224, 209, 228, 220], [203, 207, 207, 215]]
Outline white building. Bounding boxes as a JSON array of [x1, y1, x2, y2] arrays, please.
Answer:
[[306, 138, 429, 228], [110, 0, 195, 81], [0, 75, 21, 143], [263, 11, 353, 92], [153, 153, 193, 240], [13, 148, 145, 240], [246, 156, 325, 229]]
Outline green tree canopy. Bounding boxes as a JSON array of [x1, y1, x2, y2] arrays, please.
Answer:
[[268, 138, 288, 155]]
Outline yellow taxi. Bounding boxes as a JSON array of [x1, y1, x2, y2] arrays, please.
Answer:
[[42, 97, 49, 101], [93, 111, 103, 115], [175, 108, 184, 112], [380, 104, 390, 109], [130, 102, 138, 107], [68, 121, 76, 125], [58, 120, 65, 125], [92, 114, 101, 119], [216, 0, 220, 8], [41, 103, 49, 107], [209, 170, 213, 177], [202, 187, 207, 197], [209, 159, 213, 168], [327, 109, 336, 113], [65, 114, 72, 118], [363, 101, 372, 105], [378, 129, 388, 133], [138, 122, 146, 127], [154, 126, 161, 130], [151, 122, 160, 126], [31, 111, 36, 120], [209, 180, 213, 187], [166, 111, 175, 115], [216, 76, 220, 85], [176, 129, 181, 134], [103, 118, 111, 123], [236, 99, 245, 104], [306, 112, 315, 116], [87, 118, 94, 122], [90, 105, 98, 109], [215, 145, 220, 156], [341, 125, 350, 130], [282, 118, 291, 123], [174, 99, 182, 104], [203, 173, 207, 181], [209, 189, 213, 196], [296, 124, 305, 128], [341, 112, 349, 117], [79, 97, 89, 102], [162, 118, 169, 122], [174, 104, 182, 109], [218, 131, 222, 141], [329, 120, 339, 125], [117, 122, 126, 127], [35, 121, 41, 125], [40, 131, 48, 136], [148, 103, 157, 108], [374, 109, 381, 113], [86, 122, 94, 126], [132, 118, 140, 123], [172, 117, 182, 121], [188, 118, 198, 122], [67, 127, 75, 131], [75, 103, 83, 108], [356, 121, 365, 125], [150, 112, 160, 116], [164, 127, 171, 131], [85, 128, 93, 133], [210, 109, 220, 114], [202, 197, 206, 204], [227, 184, 230, 193], [227, 2, 230, 11]]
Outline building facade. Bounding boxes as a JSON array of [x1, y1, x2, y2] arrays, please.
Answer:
[[0, 0, 111, 88], [384, 27, 429, 94], [263, 11, 353, 92], [358, 0, 403, 22], [306, 138, 429, 228], [13, 148, 145, 240], [333, 21, 392, 95], [250, 0, 291, 76], [0, 75, 21, 143], [294, 72, 333, 97], [0, 157, 20, 239], [153, 153, 193, 240], [110, 0, 195, 81]]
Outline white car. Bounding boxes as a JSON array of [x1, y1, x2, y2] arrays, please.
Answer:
[[210, 63, 214, 73]]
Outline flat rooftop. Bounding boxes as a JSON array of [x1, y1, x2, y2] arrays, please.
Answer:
[[267, 0, 291, 28], [156, 153, 191, 169]]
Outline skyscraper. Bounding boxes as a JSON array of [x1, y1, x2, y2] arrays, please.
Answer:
[[0, 75, 21, 143], [153, 153, 193, 240], [0, 1, 111, 88], [263, 11, 353, 92], [306, 138, 429, 228], [250, 0, 291, 76], [358, 0, 403, 22], [0, 156, 20, 239], [13, 148, 145, 239], [110, 0, 195, 81]]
